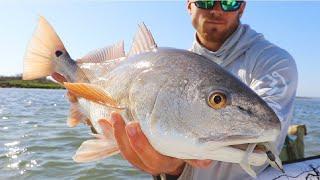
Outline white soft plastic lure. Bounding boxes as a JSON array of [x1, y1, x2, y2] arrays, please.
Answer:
[[23, 16, 284, 177]]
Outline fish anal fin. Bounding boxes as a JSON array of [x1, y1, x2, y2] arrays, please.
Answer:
[[67, 117, 80, 128], [68, 103, 89, 127], [128, 23, 157, 57], [73, 139, 119, 163], [64, 82, 123, 109], [78, 41, 125, 64]]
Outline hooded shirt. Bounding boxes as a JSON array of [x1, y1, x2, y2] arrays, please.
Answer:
[[177, 24, 298, 180]]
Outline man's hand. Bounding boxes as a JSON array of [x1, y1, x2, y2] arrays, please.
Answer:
[[104, 112, 212, 176]]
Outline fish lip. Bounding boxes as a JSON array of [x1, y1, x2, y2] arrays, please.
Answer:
[[230, 143, 266, 152], [197, 127, 281, 146]]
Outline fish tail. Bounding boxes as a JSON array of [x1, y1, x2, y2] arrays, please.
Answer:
[[23, 16, 66, 80]]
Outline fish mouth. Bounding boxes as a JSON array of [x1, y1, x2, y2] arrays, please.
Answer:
[[198, 128, 280, 147], [230, 143, 267, 152]]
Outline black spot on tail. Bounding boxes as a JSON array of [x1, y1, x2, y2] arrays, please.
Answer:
[[55, 50, 63, 57]]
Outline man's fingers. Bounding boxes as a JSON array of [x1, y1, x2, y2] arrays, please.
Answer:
[[185, 159, 212, 168], [125, 122, 185, 175], [51, 72, 67, 83], [98, 119, 114, 139], [110, 112, 158, 175]]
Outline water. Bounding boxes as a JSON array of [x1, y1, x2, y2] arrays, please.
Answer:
[[0, 88, 149, 180], [0, 88, 319, 179], [291, 97, 320, 156]]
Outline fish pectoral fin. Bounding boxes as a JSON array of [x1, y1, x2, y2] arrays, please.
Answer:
[[68, 103, 88, 127], [78, 40, 125, 63], [64, 82, 124, 110], [73, 139, 119, 163], [128, 23, 157, 57], [239, 143, 258, 178]]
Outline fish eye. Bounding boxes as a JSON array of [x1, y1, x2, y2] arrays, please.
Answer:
[[55, 50, 63, 57], [208, 92, 227, 109]]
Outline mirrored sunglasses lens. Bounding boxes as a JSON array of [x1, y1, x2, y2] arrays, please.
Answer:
[[195, 1, 215, 9], [221, 0, 241, 11]]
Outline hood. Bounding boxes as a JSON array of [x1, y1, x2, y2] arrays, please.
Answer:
[[190, 23, 264, 67]]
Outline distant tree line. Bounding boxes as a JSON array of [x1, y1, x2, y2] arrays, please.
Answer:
[[0, 74, 23, 80], [0, 74, 49, 81], [0, 74, 63, 89]]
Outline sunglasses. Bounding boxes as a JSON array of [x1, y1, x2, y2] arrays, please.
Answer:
[[192, 0, 243, 12]]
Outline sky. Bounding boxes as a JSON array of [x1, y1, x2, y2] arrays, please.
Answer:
[[0, 1, 319, 97]]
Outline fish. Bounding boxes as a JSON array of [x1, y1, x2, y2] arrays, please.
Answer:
[[23, 16, 284, 177]]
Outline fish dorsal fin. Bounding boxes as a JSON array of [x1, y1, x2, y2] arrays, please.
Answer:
[[128, 23, 157, 57], [78, 41, 125, 63], [64, 82, 124, 109]]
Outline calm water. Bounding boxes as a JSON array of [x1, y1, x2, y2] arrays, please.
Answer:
[[0, 88, 319, 179]]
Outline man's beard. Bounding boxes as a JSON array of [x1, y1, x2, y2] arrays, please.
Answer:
[[202, 27, 229, 43], [202, 20, 240, 43]]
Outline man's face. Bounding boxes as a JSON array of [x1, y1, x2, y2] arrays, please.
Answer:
[[188, 1, 245, 43]]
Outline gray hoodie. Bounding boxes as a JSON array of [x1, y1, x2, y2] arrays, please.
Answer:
[[178, 24, 298, 180]]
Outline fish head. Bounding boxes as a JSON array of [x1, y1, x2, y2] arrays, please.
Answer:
[[194, 73, 281, 145], [139, 50, 281, 149]]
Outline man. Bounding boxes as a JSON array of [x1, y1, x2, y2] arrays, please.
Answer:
[[53, 0, 298, 179], [175, 0, 297, 179]]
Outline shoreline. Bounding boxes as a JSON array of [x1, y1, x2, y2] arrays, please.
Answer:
[[0, 86, 64, 89], [0, 84, 64, 89], [0, 77, 318, 98], [0, 77, 64, 89]]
